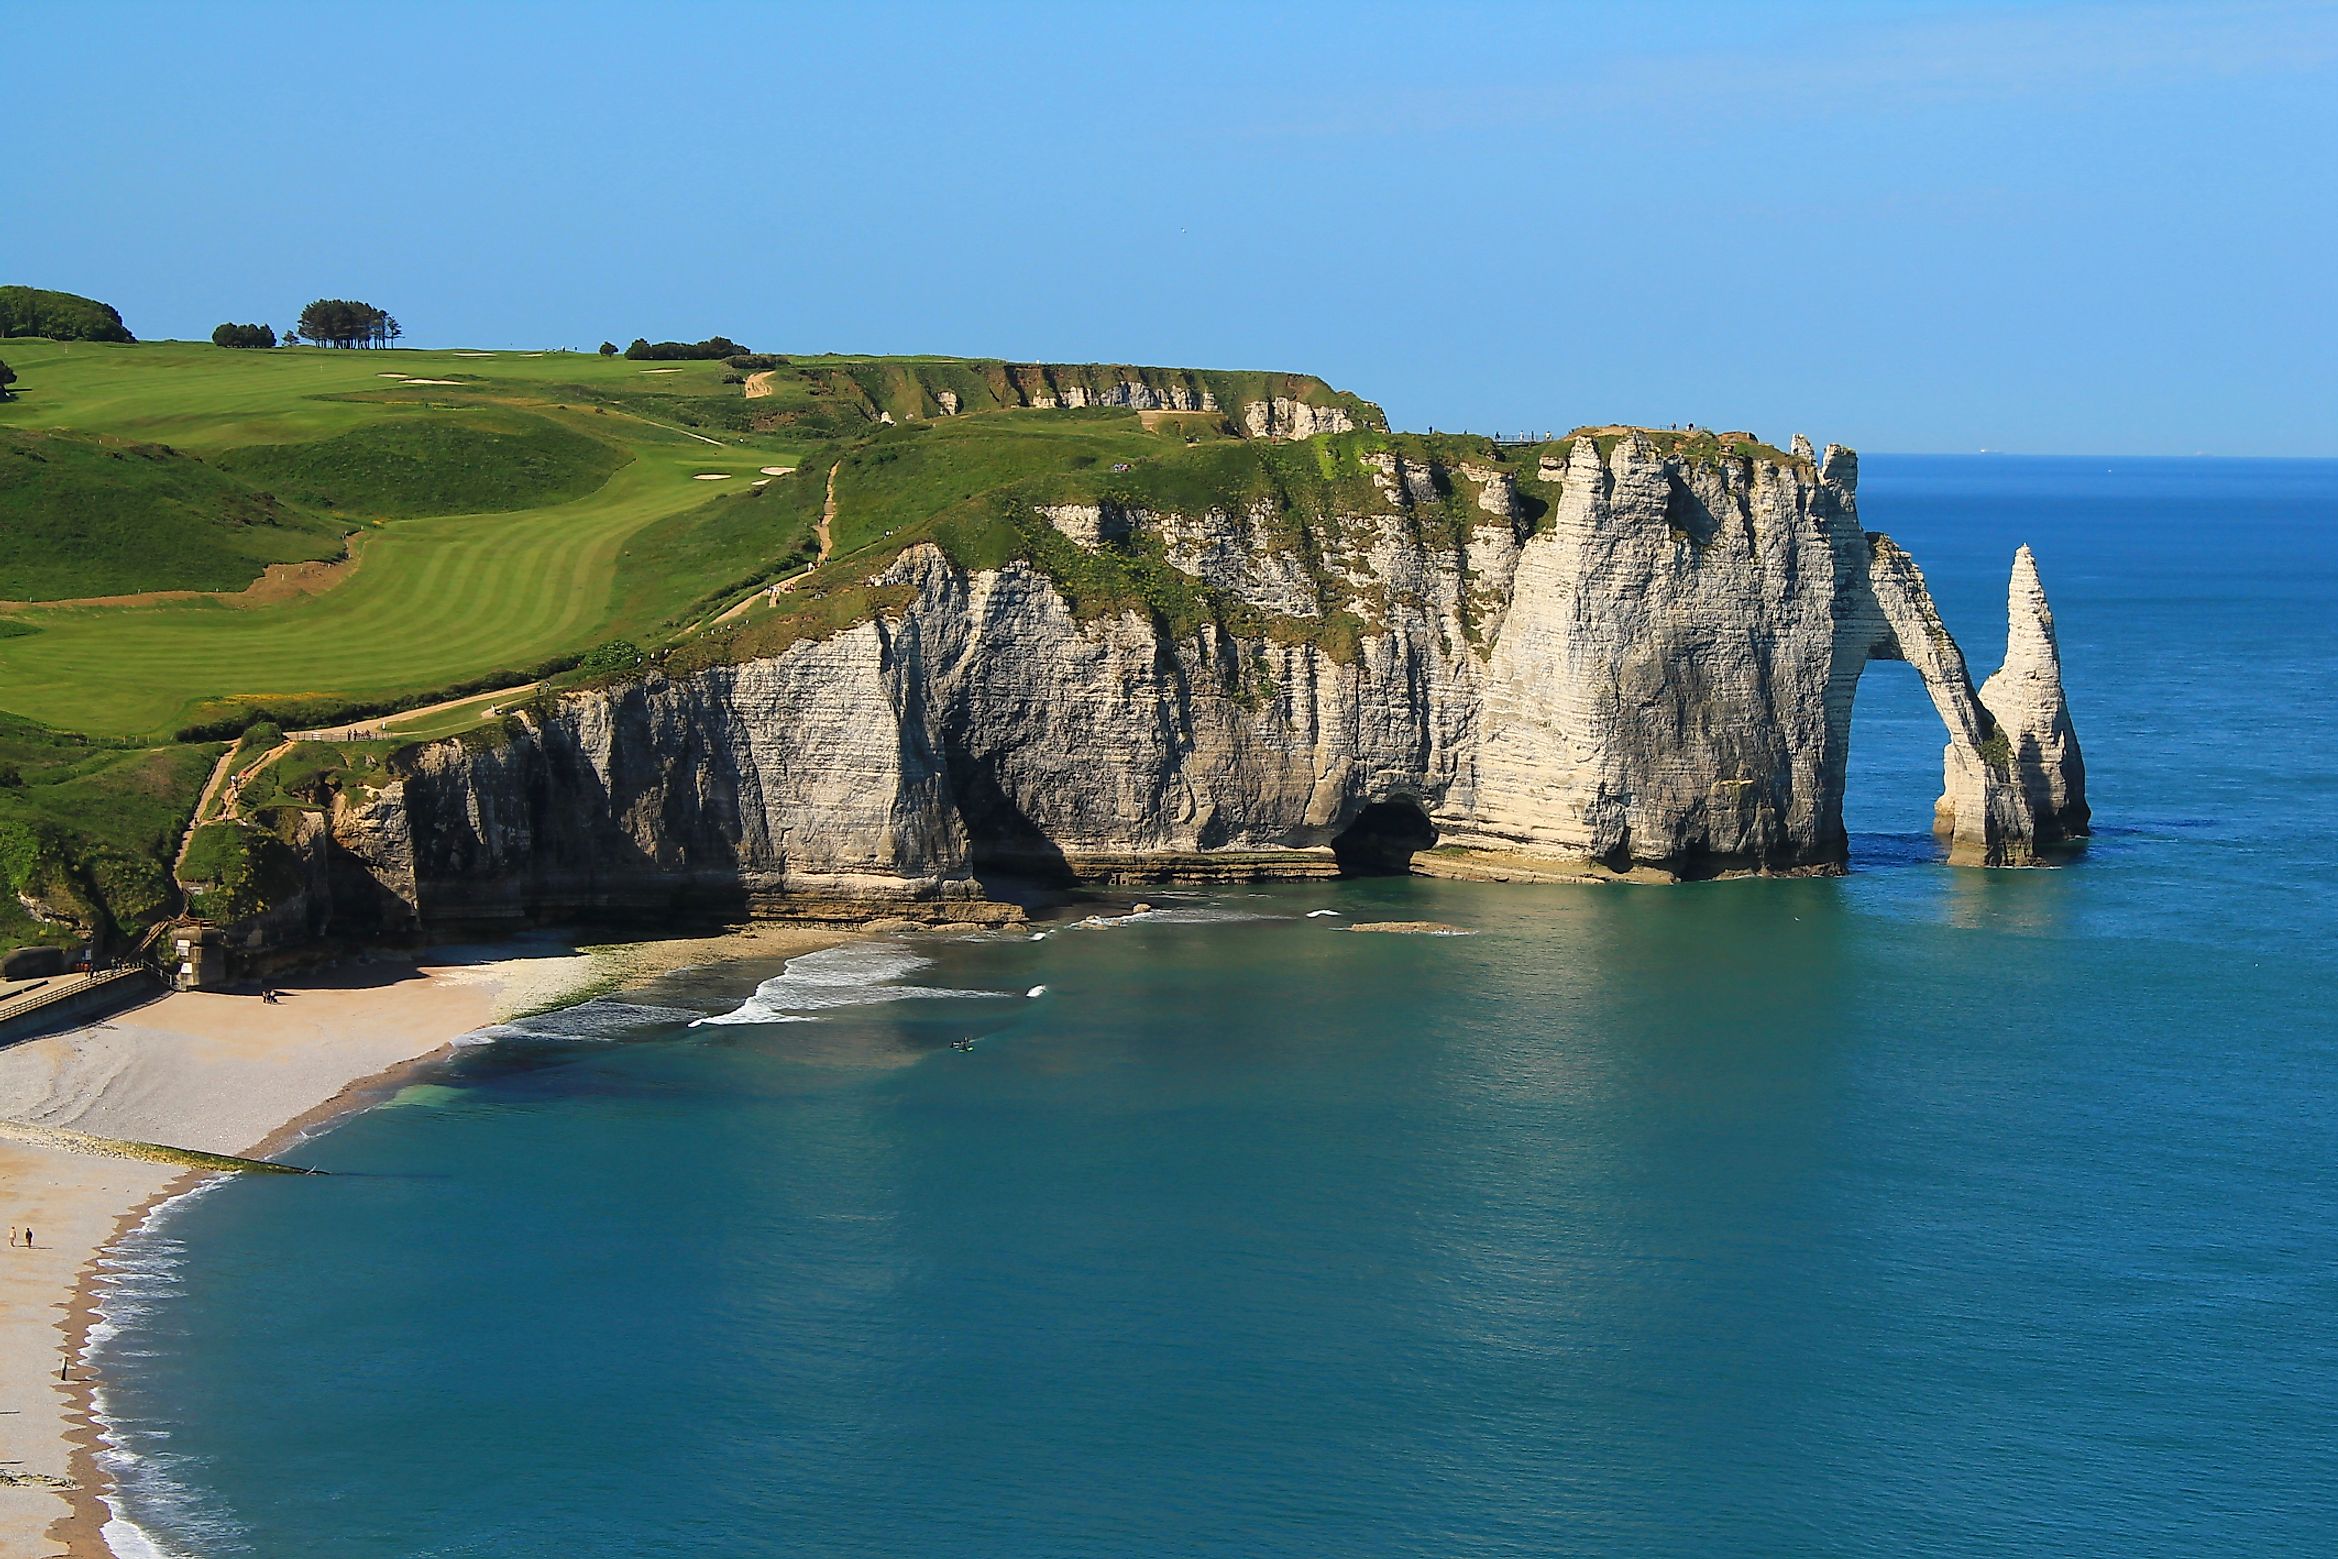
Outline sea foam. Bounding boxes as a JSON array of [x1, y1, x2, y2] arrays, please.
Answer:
[[693, 942, 1010, 1026], [1071, 906, 1281, 930], [84, 1182, 248, 1558], [461, 999, 707, 1046]]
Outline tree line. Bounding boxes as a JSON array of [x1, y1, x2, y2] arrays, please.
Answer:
[[292, 299, 401, 349], [0, 286, 135, 342], [212, 322, 276, 349], [618, 335, 745, 361]]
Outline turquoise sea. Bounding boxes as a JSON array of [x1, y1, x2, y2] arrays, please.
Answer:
[[91, 457, 2338, 1556]]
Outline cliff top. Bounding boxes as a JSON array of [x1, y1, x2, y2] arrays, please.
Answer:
[[1561, 426, 1811, 469]]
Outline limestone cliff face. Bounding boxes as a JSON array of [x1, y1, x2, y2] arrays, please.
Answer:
[[1240, 398, 1359, 440], [324, 434, 2086, 931]]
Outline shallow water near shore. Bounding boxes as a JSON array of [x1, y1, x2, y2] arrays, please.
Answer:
[[91, 456, 2338, 1556]]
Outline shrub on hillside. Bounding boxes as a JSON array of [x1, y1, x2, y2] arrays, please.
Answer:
[[725, 353, 790, 371], [211, 322, 277, 349], [575, 639, 646, 678], [623, 336, 745, 361], [598, 341, 619, 356], [0, 359, 14, 399], [0, 286, 134, 342]]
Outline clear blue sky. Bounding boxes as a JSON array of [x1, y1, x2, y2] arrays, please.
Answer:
[[12, 1, 2335, 454]]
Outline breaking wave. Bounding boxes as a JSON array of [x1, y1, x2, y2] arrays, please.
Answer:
[[692, 942, 1011, 1026], [456, 999, 707, 1047], [1071, 905, 1283, 930]]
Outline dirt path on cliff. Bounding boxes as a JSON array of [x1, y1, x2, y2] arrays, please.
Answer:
[[744, 370, 779, 399], [172, 748, 242, 879], [707, 461, 839, 626], [815, 460, 836, 563], [170, 737, 292, 888], [291, 682, 543, 743]]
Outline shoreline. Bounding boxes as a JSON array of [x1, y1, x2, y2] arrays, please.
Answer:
[[1, 922, 852, 1559]]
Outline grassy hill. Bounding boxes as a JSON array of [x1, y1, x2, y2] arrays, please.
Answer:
[[215, 407, 628, 519], [0, 428, 346, 599], [0, 334, 1401, 948]]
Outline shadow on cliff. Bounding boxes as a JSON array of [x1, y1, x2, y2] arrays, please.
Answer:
[[947, 753, 1079, 906]]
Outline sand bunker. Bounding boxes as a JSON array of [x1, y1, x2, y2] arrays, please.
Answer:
[[453, 351, 496, 357], [641, 367, 682, 374], [693, 473, 732, 481], [752, 478, 771, 487], [397, 377, 466, 386], [760, 465, 796, 476]]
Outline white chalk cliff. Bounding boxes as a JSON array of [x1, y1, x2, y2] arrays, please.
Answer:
[[309, 429, 2086, 934]]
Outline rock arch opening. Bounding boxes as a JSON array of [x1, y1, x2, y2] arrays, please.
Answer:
[[1331, 798, 1437, 876], [1843, 658, 1952, 866]]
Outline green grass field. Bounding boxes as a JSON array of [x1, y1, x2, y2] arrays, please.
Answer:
[[0, 341, 811, 736], [215, 406, 628, 519]]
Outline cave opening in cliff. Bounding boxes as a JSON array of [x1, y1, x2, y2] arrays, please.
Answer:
[[1331, 798, 1437, 876]]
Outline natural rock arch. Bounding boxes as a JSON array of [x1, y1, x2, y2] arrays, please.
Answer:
[[1847, 540, 2088, 865]]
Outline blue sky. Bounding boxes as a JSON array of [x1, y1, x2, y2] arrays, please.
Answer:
[[11, 1, 2335, 453]]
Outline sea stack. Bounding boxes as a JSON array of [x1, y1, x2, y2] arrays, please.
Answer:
[[1954, 545, 2090, 858]]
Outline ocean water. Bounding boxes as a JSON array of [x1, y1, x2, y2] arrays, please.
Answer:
[[90, 457, 2338, 1556]]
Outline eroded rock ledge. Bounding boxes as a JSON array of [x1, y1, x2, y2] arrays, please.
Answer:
[[277, 432, 2086, 940]]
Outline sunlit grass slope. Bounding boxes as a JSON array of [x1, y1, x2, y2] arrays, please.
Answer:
[[0, 427, 346, 599], [0, 342, 806, 735]]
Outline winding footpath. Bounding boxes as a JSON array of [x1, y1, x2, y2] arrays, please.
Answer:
[[709, 460, 839, 626]]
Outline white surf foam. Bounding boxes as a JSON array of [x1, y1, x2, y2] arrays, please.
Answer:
[[1306, 909, 1342, 918], [692, 942, 1010, 1026], [1071, 905, 1282, 930], [1026, 985, 1048, 998], [465, 999, 706, 1046], [84, 1180, 251, 1558]]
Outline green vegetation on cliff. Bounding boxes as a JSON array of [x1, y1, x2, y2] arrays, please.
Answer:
[[0, 336, 1384, 944], [1, 318, 1831, 948], [0, 715, 216, 947]]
